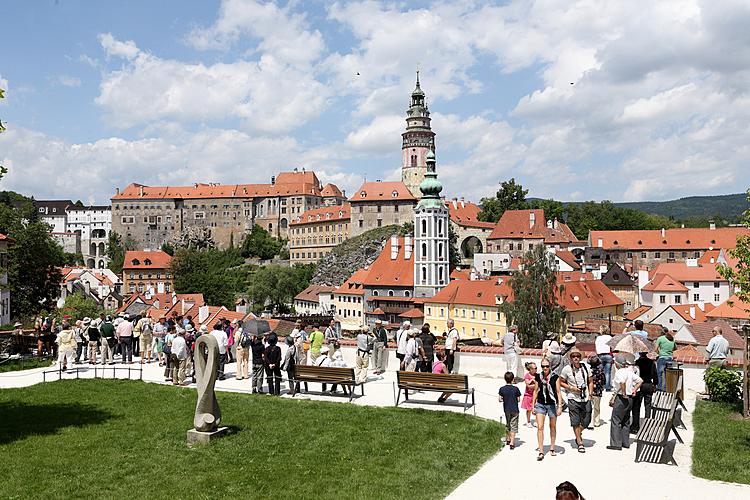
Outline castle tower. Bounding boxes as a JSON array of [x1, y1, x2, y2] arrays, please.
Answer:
[[401, 71, 436, 199], [414, 150, 449, 298]]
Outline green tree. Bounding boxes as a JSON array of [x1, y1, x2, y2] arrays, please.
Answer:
[[59, 293, 102, 321], [528, 198, 565, 222], [500, 244, 566, 348], [241, 224, 283, 260], [248, 264, 315, 313], [160, 242, 175, 256], [63, 252, 85, 266], [106, 231, 136, 275], [448, 223, 460, 268], [0, 87, 7, 180], [171, 248, 250, 308], [478, 178, 529, 222]]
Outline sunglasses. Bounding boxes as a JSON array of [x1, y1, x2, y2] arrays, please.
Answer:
[[541, 365, 550, 368]]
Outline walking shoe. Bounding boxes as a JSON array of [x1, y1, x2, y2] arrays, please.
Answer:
[[606, 445, 622, 450]]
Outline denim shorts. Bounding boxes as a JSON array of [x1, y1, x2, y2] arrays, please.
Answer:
[[534, 402, 557, 417]]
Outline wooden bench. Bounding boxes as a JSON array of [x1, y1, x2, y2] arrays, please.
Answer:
[[291, 365, 363, 402], [652, 373, 686, 433], [394, 371, 475, 413], [634, 405, 679, 465]]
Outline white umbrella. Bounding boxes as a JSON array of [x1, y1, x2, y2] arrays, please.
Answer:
[[612, 334, 651, 354]]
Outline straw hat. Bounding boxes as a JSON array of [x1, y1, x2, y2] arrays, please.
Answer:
[[562, 332, 577, 345]]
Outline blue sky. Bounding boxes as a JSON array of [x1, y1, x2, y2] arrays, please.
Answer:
[[1, 0, 749, 205]]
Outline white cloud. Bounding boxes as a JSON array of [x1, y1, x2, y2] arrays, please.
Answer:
[[53, 75, 82, 88], [99, 33, 140, 60], [345, 114, 402, 153]]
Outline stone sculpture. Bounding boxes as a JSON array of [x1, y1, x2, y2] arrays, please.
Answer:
[[193, 334, 221, 432]]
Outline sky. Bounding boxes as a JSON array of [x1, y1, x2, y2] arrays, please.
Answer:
[[1, 0, 749, 205]]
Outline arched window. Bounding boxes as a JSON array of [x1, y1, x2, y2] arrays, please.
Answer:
[[421, 266, 427, 281], [438, 267, 444, 284], [438, 219, 443, 236], [388, 290, 394, 297], [438, 243, 444, 259], [372, 290, 379, 296], [421, 243, 427, 260], [404, 290, 411, 298], [421, 219, 427, 235], [411, 155, 417, 168]]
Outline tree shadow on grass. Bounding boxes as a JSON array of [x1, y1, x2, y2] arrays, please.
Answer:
[[0, 402, 116, 445]]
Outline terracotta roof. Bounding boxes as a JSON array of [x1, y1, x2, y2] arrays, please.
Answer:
[[122, 250, 172, 270], [399, 308, 424, 318], [321, 183, 343, 198], [680, 320, 744, 349], [555, 250, 581, 270], [294, 284, 335, 302], [661, 303, 715, 323], [425, 279, 512, 307], [371, 307, 385, 315], [291, 203, 351, 226], [445, 200, 495, 229], [706, 295, 750, 320], [361, 237, 414, 287], [349, 181, 416, 202], [589, 227, 750, 250], [557, 278, 624, 312], [335, 268, 370, 296], [557, 271, 597, 282], [625, 305, 652, 320], [489, 209, 576, 243], [568, 318, 664, 340], [650, 262, 727, 282], [450, 268, 471, 281], [642, 273, 689, 293]]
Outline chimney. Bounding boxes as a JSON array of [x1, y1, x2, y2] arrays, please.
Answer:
[[172, 291, 177, 304], [529, 212, 536, 228], [660, 228, 665, 238], [689, 306, 695, 320], [294, 167, 298, 173], [139, 186, 144, 197], [84, 281, 91, 296], [553, 218, 559, 229], [710, 257, 715, 264], [709, 220, 716, 230], [547, 219, 553, 228], [390, 235, 399, 260], [271, 176, 276, 185], [597, 238, 603, 248], [116, 187, 120, 195], [404, 235, 412, 260]]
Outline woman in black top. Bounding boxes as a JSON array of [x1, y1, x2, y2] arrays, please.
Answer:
[[631, 352, 657, 433], [263, 335, 282, 396], [532, 362, 562, 461]]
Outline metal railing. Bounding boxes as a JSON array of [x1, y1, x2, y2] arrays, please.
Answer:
[[42, 364, 143, 382]]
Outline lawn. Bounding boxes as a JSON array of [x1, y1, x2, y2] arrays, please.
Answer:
[[692, 400, 750, 485], [0, 380, 502, 499], [0, 357, 53, 373]]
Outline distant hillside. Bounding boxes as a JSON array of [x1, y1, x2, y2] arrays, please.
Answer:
[[614, 193, 748, 221]]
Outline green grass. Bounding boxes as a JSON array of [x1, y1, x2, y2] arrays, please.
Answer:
[[692, 400, 750, 485], [0, 357, 53, 373], [0, 380, 502, 499]]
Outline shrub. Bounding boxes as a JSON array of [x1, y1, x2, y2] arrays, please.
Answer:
[[704, 366, 742, 404]]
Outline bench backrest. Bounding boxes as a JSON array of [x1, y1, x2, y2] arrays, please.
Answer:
[[397, 371, 469, 392], [294, 365, 356, 383]]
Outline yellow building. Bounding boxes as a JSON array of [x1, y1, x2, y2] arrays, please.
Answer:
[[423, 279, 512, 340], [332, 268, 368, 332], [289, 204, 350, 264]]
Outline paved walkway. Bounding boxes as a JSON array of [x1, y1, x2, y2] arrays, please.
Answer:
[[2, 351, 748, 500]]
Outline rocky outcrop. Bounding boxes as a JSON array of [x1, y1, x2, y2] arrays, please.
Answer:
[[311, 225, 403, 287]]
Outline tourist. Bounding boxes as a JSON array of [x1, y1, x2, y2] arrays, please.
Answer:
[[249, 333, 265, 393], [87, 318, 100, 365], [542, 332, 563, 375], [223, 318, 235, 364], [136, 316, 154, 364], [263, 334, 282, 396], [281, 336, 298, 395], [372, 319, 388, 375], [324, 319, 339, 353], [706, 325, 730, 367], [210, 322, 228, 380], [308, 324, 325, 365], [404, 329, 420, 371], [532, 360, 561, 460], [419, 323, 437, 373], [291, 319, 304, 339], [521, 362, 537, 427], [355, 325, 374, 382], [630, 320, 649, 342], [396, 320, 411, 369], [607, 354, 642, 450], [153, 316, 168, 366], [558, 332, 577, 376], [99, 316, 115, 365], [233, 320, 249, 380], [163, 325, 176, 382], [595, 325, 614, 391], [631, 350, 656, 434], [654, 327, 675, 391], [117, 314, 134, 364], [503, 325, 521, 379], [329, 350, 350, 396], [171, 329, 189, 386], [557, 349, 593, 453], [292, 329, 308, 368], [433, 351, 453, 403], [75, 318, 88, 363], [444, 319, 460, 373], [588, 355, 606, 427], [314, 345, 332, 392], [55, 320, 77, 371], [498, 371, 522, 450], [555, 481, 585, 500]]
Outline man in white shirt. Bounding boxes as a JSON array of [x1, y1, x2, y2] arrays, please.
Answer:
[[608, 354, 643, 450], [706, 325, 730, 367], [404, 330, 420, 371], [444, 319, 460, 373], [210, 322, 229, 380], [558, 349, 594, 453], [595, 325, 613, 391], [396, 321, 411, 370], [170, 330, 189, 385]]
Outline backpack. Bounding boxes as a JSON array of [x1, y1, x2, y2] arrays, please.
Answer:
[[240, 330, 252, 348], [141, 321, 152, 335]]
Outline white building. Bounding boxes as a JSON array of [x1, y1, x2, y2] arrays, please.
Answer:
[[638, 259, 730, 313], [293, 285, 335, 315], [472, 253, 514, 277], [67, 205, 112, 269], [413, 150, 449, 299]]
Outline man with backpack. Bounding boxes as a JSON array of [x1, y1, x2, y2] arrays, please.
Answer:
[[136, 316, 154, 363], [557, 349, 594, 453], [99, 316, 115, 365], [250, 333, 265, 393], [235, 320, 250, 380]]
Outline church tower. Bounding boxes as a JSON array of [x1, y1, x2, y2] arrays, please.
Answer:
[[413, 150, 449, 299], [401, 72, 436, 199]]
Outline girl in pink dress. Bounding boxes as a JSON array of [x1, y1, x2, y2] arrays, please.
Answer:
[[522, 362, 537, 427]]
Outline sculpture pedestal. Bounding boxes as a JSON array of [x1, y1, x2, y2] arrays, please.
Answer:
[[186, 427, 229, 445]]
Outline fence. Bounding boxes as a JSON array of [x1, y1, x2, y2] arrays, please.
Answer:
[[42, 365, 143, 383]]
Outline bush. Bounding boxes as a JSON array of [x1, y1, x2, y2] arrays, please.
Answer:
[[704, 366, 742, 404]]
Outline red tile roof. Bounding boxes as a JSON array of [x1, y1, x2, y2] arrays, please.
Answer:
[[555, 250, 581, 270], [361, 237, 414, 287], [321, 183, 343, 198], [488, 209, 576, 243], [681, 320, 744, 349], [122, 250, 172, 270], [641, 273, 689, 292], [349, 181, 416, 202], [294, 284, 335, 302], [291, 203, 350, 226], [371, 307, 385, 315], [445, 200, 495, 229], [663, 303, 715, 323], [589, 227, 750, 250], [650, 262, 727, 282], [557, 278, 624, 311], [450, 268, 471, 281], [706, 295, 750, 320], [625, 305, 652, 320], [425, 279, 512, 307], [399, 308, 424, 318], [335, 268, 369, 296]]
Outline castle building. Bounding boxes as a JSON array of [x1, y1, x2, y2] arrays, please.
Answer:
[[289, 203, 351, 264], [413, 151, 450, 298], [401, 72, 435, 199]]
